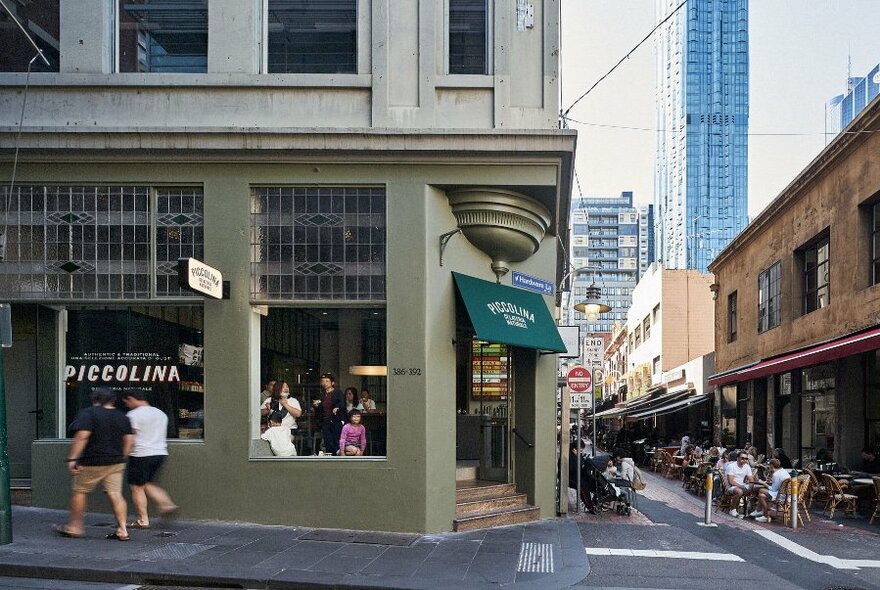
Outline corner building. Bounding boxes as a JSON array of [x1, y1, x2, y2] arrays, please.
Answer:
[[0, 1, 574, 533], [709, 96, 880, 468]]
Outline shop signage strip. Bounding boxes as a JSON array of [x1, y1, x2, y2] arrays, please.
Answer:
[[177, 257, 228, 300]]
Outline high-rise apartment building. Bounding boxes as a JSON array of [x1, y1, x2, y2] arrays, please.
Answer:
[[567, 192, 653, 336], [654, 0, 749, 273], [826, 62, 880, 141]]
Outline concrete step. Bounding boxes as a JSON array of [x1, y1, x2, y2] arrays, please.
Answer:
[[455, 464, 478, 482], [11, 480, 32, 507], [455, 481, 517, 503], [456, 493, 529, 518], [453, 505, 540, 532]]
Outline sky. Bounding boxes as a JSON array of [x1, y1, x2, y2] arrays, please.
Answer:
[[560, 0, 880, 219]]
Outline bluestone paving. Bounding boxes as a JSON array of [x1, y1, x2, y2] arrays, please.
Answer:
[[0, 506, 589, 589]]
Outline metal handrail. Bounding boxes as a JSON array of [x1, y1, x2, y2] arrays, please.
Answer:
[[511, 428, 533, 449]]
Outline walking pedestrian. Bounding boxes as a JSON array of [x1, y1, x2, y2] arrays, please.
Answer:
[[55, 387, 133, 541], [122, 390, 179, 529]]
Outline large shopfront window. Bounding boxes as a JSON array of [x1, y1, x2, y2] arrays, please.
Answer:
[[865, 352, 880, 451], [800, 364, 836, 463], [257, 307, 386, 457], [64, 305, 204, 439], [251, 186, 386, 459]]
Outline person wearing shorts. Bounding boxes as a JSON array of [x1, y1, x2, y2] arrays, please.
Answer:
[[56, 387, 133, 541], [123, 390, 178, 529]]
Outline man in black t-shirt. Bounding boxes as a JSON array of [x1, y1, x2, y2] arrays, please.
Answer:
[[55, 388, 133, 541]]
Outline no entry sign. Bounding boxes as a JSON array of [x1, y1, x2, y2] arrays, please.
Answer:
[[567, 367, 592, 393]]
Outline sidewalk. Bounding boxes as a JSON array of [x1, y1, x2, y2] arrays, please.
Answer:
[[0, 506, 589, 589]]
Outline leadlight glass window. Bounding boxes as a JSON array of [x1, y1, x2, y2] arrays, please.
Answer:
[[758, 262, 780, 332], [250, 187, 385, 301], [266, 0, 357, 74], [449, 0, 488, 75], [156, 188, 204, 296], [803, 237, 830, 314], [0, 185, 203, 299], [118, 0, 209, 73]]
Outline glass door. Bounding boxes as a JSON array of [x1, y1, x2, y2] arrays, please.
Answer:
[[472, 341, 512, 482]]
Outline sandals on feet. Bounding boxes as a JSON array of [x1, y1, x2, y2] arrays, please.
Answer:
[[127, 521, 150, 529], [105, 532, 130, 542], [54, 525, 84, 539]]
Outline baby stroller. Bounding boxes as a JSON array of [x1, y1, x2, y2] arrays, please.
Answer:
[[569, 450, 632, 516]]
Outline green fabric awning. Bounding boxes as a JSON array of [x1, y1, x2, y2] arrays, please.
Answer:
[[452, 272, 566, 353]]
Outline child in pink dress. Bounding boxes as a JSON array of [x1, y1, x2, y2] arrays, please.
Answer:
[[339, 410, 367, 456]]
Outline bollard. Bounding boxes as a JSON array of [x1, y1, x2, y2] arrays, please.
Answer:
[[790, 475, 799, 529], [697, 468, 717, 527]]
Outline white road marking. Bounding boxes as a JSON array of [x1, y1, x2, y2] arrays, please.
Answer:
[[517, 542, 554, 573], [585, 548, 743, 561], [754, 529, 880, 570]]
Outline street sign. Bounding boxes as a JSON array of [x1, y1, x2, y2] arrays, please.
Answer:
[[557, 325, 580, 359], [567, 366, 592, 392], [511, 271, 554, 296], [583, 337, 604, 366], [570, 392, 592, 409]]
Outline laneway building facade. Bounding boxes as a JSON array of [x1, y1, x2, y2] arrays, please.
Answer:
[[709, 96, 880, 467], [0, 1, 574, 533]]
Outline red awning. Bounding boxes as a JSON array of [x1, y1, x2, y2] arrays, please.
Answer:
[[708, 325, 880, 387]]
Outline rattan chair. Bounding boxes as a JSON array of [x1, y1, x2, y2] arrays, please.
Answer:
[[804, 468, 826, 507], [822, 473, 857, 519], [768, 479, 793, 525], [685, 462, 709, 494]]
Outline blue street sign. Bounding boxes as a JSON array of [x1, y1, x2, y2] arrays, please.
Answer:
[[511, 271, 554, 296]]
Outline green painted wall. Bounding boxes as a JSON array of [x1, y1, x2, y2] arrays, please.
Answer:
[[13, 157, 563, 532]]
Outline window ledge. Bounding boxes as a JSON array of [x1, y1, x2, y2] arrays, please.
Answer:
[[435, 75, 495, 89], [0, 73, 372, 88]]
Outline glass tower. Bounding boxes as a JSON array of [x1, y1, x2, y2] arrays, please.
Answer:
[[654, 0, 749, 273], [826, 63, 880, 142], [567, 192, 653, 337]]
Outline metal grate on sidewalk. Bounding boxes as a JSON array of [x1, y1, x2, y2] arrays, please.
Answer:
[[517, 542, 554, 573]]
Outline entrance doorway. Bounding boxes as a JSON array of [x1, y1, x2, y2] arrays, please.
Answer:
[[456, 334, 513, 483]]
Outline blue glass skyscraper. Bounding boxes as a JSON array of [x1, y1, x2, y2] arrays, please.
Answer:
[[654, 0, 749, 273], [826, 63, 880, 141]]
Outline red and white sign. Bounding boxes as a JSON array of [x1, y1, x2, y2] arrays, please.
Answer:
[[567, 366, 592, 393]]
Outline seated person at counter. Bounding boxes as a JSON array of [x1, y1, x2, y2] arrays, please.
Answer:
[[359, 389, 377, 412], [860, 448, 880, 475], [261, 411, 297, 457], [343, 387, 364, 422], [260, 380, 301, 433], [339, 410, 367, 456], [726, 450, 761, 518], [754, 458, 790, 522]]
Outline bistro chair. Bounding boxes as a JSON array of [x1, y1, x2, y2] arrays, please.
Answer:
[[804, 468, 826, 507], [651, 449, 666, 473], [822, 473, 858, 519], [870, 476, 880, 525], [715, 473, 738, 514], [665, 454, 683, 480], [769, 479, 793, 525], [685, 462, 708, 495], [795, 474, 812, 524]]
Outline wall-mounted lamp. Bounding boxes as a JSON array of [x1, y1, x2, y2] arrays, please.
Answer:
[[349, 365, 387, 376], [573, 283, 612, 321]]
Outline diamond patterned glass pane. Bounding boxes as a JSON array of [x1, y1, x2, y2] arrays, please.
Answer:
[[251, 187, 385, 300], [156, 188, 204, 297], [0, 186, 151, 299]]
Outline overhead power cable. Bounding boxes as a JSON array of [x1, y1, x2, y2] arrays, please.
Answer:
[[560, 115, 880, 137], [560, 0, 688, 121]]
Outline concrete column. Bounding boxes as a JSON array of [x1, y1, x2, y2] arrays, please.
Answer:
[[835, 356, 865, 469], [60, 0, 113, 73], [209, 0, 261, 73]]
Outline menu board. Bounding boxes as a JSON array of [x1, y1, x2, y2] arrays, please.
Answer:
[[472, 342, 509, 400]]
